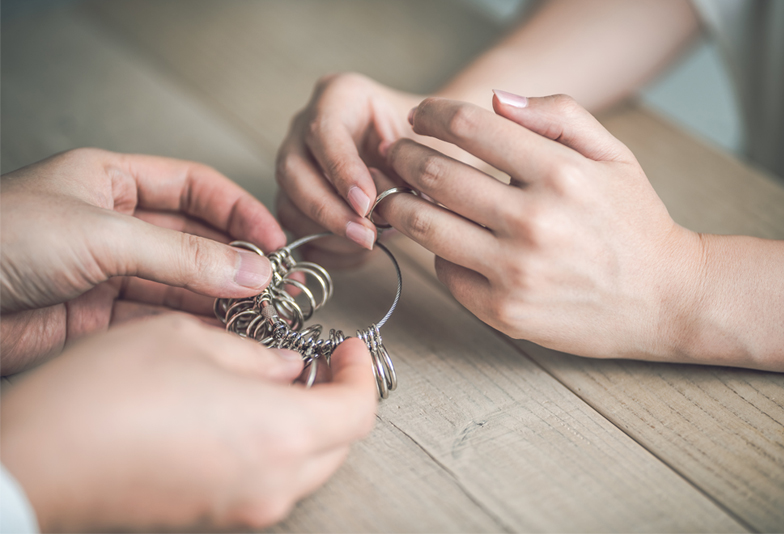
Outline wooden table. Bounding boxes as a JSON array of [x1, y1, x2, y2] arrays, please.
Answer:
[[2, 2, 783, 532]]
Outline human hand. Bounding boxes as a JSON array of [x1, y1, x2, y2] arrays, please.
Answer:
[[374, 93, 705, 362], [275, 73, 425, 265], [0, 148, 286, 374], [0, 314, 377, 532]]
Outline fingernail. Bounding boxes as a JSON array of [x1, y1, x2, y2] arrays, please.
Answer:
[[378, 140, 393, 158], [348, 186, 371, 216], [408, 107, 417, 125], [234, 250, 271, 289], [271, 348, 302, 361], [493, 89, 528, 108], [346, 221, 375, 250]]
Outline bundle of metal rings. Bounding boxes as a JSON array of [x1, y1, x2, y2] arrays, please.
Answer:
[[213, 232, 401, 399]]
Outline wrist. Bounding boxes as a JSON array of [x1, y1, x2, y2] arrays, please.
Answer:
[[650, 225, 709, 364], [656, 231, 784, 370]]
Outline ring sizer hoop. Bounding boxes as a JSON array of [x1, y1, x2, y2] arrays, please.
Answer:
[[367, 187, 419, 228], [214, 232, 401, 399]]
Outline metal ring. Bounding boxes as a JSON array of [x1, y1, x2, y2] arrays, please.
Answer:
[[367, 187, 418, 228], [215, 233, 403, 399]]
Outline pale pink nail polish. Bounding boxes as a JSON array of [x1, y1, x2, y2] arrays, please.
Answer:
[[235, 250, 271, 289], [348, 187, 371, 216], [345, 221, 375, 250], [408, 107, 417, 125], [493, 89, 528, 108]]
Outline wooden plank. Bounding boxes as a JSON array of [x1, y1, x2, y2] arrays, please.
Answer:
[[79, 1, 782, 530], [304, 252, 745, 532], [1, 3, 754, 532], [82, 0, 502, 154], [0, 8, 502, 532], [0, 5, 276, 207], [392, 106, 784, 531], [78, 1, 784, 530]]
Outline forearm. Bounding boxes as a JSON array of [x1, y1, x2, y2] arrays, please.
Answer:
[[436, 0, 700, 112], [674, 235, 784, 371]]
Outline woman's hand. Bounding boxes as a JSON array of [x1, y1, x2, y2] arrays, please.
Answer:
[[0, 314, 377, 532], [375, 92, 784, 370], [274, 73, 426, 265], [0, 148, 286, 373]]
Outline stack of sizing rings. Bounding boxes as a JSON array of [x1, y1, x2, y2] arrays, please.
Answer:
[[213, 232, 402, 399]]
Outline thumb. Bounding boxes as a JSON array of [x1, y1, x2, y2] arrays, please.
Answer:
[[492, 90, 629, 162], [108, 214, 273, 298]]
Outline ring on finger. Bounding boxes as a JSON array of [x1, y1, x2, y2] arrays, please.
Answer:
[[367, 187, 419, 229]]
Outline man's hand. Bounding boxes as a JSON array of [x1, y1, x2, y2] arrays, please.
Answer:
[[0, 315, 377, 532], [1, 148, 286, 373]]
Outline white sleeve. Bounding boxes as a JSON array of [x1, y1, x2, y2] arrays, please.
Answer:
[[1, 465, 39, 534]]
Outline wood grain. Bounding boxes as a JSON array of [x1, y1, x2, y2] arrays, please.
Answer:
[[3, 1, 781, 532]]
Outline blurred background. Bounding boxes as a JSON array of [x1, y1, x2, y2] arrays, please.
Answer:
[[1, 0, 741, 191]]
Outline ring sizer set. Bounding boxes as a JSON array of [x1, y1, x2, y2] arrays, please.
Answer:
[[214, 186, 417, 399], [214, 233, 402, 399]]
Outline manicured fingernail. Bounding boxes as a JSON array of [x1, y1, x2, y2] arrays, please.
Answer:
[[408, 107, 417, 125], [493, 89, 528, 108], [234, 250, 271, 289], [271, 348, 302, 361], [378, 140, 393, 158], [345, 221, 375, 250], [348, 186, 371, 216]]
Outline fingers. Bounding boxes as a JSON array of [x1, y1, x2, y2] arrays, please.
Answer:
[[492, 91, 629, 162], [370, 169, 496, 275], [276, 190, 365, 255], [275, 136, 377, 250], [133, 209, 230, 244], [276, 190, 374, 268], [118, 277, 215, 315], [100, 213, 273, 298], [434, 256, 492, 322], [298, 338, 378, 452], [409, 98, 570, 184], [112, 153, 286, 252], [304, 117, 377, 218], [154, 315, 305, 383], [385, 139, 520, 229]]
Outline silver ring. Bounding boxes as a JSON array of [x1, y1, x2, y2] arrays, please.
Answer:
[[367, 187, 418, 228]]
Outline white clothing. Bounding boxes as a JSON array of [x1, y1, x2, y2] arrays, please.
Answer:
[[0, 465, 38, 534]]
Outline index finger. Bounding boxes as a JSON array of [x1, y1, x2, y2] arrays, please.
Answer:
[[297, 337, 378, 452], [410, 98, 573, 184], [114, 153, 286, 252]]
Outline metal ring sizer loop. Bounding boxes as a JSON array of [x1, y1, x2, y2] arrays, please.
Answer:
[[214, 232, 401, 399]]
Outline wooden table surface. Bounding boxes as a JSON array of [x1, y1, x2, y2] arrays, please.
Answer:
[[2, 2, 783, 532]]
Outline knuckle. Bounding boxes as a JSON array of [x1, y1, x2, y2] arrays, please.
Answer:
[[181, 232, 211, 275], [274, 152, 298, 186], [486, 288, 525, 334], [551, 94, 582, 117], [417, 153, 448, 191], [548, 159, 584, 195], [402, 207, 434, 241], [304, 115, 328, 145], [508, 205, 550, 248], [446, 104, 481, 140], [307, 195, 332, 227]]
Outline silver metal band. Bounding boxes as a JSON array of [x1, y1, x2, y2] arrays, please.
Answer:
[[367, 187, 419, 228]]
